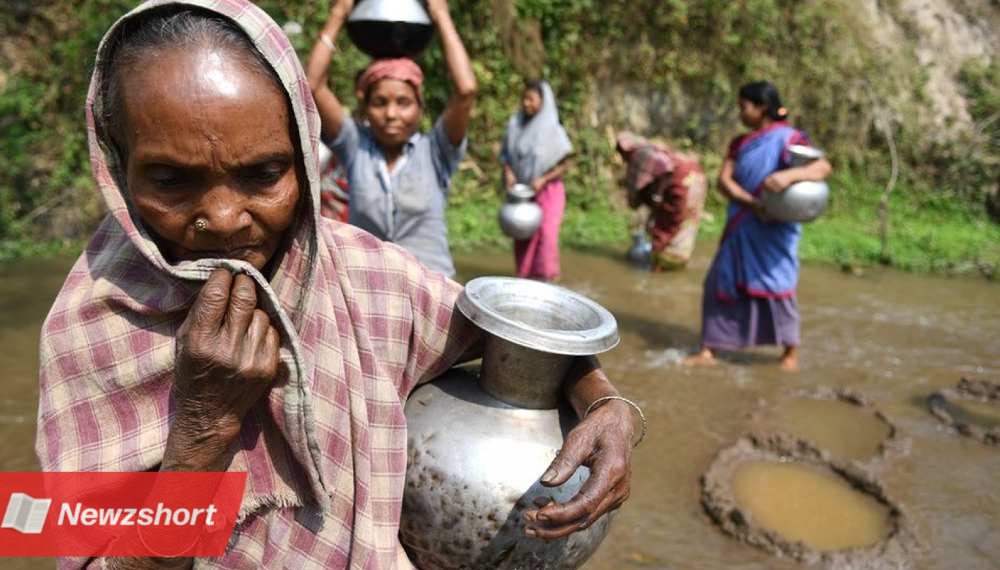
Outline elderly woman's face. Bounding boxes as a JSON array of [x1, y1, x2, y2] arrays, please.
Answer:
[[118, 46, 300, 271]]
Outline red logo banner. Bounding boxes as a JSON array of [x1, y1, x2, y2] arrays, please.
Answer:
[[0, 472, 246, 557]]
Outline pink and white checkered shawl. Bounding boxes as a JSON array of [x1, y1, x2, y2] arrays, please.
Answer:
[[36, 1, 478, 567]]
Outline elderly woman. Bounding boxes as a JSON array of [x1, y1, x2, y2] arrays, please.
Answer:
[[305, 0, 475, 278], [36, 1, 636, 568], [500, 80, 573, 281], [614, 132, 707, 271]]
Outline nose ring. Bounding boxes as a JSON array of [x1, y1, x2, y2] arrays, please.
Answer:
[[194, 218, 209, 232]]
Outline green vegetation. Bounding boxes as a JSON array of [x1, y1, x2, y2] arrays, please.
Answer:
[[0, 0, 997, 276]]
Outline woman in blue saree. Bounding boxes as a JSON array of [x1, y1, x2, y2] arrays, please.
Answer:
[[685, 82, 832, 371]]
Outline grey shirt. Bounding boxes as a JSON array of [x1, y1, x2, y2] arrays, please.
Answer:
[[327, 116, 466, 277]]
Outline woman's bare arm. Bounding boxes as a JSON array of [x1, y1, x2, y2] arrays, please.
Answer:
[[427, 0, 477, 146], [306, 0, 354, 142], [531, 158, 571, 193]]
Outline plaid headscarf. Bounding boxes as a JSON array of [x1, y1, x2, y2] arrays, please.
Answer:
[[616, 131, 675, 200], [36, 0, 476, 567]]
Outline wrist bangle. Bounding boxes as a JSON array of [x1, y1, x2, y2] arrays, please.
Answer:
[[584, 395, 647, 448], [319, 33, 337, 52]]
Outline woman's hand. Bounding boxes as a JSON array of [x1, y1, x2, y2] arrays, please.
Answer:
[[426, 0, 450, 21], [531, 178, 546, 193], [523, 400, 634, 539], [330, 0, 354, 19], [763, 170, 795, 193], [173, 269, 281, 442], [750, 199, 772, 223]]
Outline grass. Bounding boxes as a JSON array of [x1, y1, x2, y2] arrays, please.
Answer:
[[1, 171, 995, 279], [448, 171, 1000, 279]]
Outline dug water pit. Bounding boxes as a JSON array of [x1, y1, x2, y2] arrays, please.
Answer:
[[701, 434, 917, 568], [759, 389, 903, 462], [928, 378, 1000, 446]]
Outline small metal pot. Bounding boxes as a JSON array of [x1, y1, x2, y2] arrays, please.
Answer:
[[626, 231, 652, 268], [763, 145, 830, 223], [346, 0, 434, 58], [499, 184, 544, 240]]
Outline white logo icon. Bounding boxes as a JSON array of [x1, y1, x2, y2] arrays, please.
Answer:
[[3, 493, 52, 534]]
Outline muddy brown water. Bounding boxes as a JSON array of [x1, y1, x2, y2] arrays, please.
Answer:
[[731, 460, 892, 552], [764, 398, 894, 461], [1, 244, 999, 568]]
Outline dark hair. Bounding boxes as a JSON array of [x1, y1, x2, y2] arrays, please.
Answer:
[[738, 81, 788, 120], [98, 6, 282, 157], [523, 79, 544, 97]]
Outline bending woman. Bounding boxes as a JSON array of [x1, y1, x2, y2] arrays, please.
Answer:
[[37, 1, 636, 567], [685, 81, 831, 371], [306, 0, 476, 277], [500, 80, 572, 281], [615, 132, 707, 270]]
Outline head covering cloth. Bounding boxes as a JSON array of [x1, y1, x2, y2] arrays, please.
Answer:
[[500, 81, 573, 184], [616, 131, 676, 201], [357, 57, 424, 105]]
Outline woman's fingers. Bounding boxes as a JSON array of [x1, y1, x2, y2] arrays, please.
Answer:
[[224, 273, 258, 338], [244, 310, 280, 381], [181, 268, 233, 338], [539, 430, 592, 488], [532, 450, 624, 526], [260, 326, 281, 378], [527, 482, 628, 540]]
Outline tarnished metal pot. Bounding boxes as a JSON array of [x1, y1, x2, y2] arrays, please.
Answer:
[[763, 145, 830, 223], [626, 231, 652, 268], [346, 0, 434, 58], [400, 277, 620, 569], [499, 184, 544, 240]]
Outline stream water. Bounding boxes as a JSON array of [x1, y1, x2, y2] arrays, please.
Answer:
[[1, 244, 998, 568]]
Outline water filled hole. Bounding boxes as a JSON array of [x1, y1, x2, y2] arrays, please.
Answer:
[[732, 460, 892, 551], [941, 398, 1000, 429], [769, 398, 892, 460]]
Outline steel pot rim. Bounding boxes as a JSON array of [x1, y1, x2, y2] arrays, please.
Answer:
[[457, 277, 620, 355]]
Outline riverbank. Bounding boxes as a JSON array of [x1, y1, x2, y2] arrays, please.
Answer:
[[2, 171, 997, 278], [448, 169, 1000, 279]]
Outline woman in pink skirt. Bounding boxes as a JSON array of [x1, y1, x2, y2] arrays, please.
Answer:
[[500, 80, 573, 281]]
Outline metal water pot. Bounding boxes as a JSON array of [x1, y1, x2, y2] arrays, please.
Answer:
[[626, 231, 652, 268], [763, 145, 830, 223], [499, 184, 543, 240], [346, 0, 434, 58], [400, 277, 620, 569]]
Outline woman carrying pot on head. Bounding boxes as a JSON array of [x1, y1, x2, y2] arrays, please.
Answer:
[[306, 0, 475, 278], [37, 1, 638, 567], [614, 131, 707, 271], [684, 81, 832, 372], [500, 80, 573, 282]]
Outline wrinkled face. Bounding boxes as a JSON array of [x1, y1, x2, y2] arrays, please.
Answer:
[[117, 45, 300, 271], [738, 97, 767, 128], [365, 78, 422, 150], [521, 88, 542, 118]]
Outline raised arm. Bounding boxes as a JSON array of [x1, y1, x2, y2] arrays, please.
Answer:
[[427, 0, 477, 146], [306, 0, 354, 142]]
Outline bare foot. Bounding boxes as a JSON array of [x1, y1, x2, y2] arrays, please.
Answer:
[[779, 346, 799, 372], [682, 348, 717, 367], [779, 356, 799, 372]]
